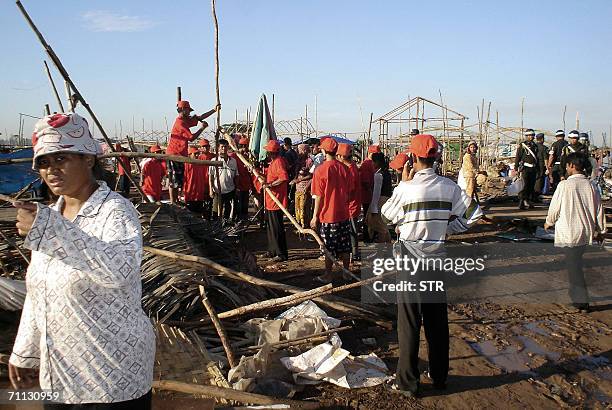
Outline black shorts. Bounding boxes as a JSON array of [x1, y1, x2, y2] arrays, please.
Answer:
[[320, 220, 352, 257], [167, 160, 184, 188]]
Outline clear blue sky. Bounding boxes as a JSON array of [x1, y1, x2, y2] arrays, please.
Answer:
[[1, 0, 611, 145]]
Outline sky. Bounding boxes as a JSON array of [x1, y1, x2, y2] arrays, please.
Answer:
[[1, 0, 611, 146]]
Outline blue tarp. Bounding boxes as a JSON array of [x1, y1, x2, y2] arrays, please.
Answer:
[[317, 134, 357, 145], [0, 148, 38, 194]]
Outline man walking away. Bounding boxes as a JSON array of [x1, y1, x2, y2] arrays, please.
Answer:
[[548, 130, 568, 192], [114, 143, 132, 198], [337, 143, 361, 262], [359, 145, 379, 242], [544, 152, 606, 312], [514, 129, 539, 209], [263, 140, 290, 262], [167, 100, 217, 204], [310, 138, 353, 282], [534, 133, 549, 202], [382, 134, 483, 397], [209, 139, 238, 221]]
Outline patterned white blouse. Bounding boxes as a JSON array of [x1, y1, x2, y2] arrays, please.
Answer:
[[9, 181, 155, 404]]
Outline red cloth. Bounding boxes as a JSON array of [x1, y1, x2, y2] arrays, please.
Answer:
[[117, 156, 131, 176], [183, 161, 207, 201], [264, 157, 289, 211], [167, 116, 200, 156], [346, 162, 361, 218], [359, 158, 375, 204], [230, 152, 252, 191], [311, 159, 351, 223], [141, 159, 166, 200], [198, 152, 214, 199]]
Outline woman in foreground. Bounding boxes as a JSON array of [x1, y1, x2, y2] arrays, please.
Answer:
[[9, 113, 154, 409]]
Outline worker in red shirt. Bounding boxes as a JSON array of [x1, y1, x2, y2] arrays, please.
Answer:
[[198, 139, 214, 219], [337, 143, 361, 263], [311, 138, 353, 282], [167, 100, 218, 205], [360, 145, 379, 242], [114, 142, 132, 198], [230, 137, 253, 221], [141, 144, 166, 202], [262, 140, 289, 261], [183, 146, 208, 214]]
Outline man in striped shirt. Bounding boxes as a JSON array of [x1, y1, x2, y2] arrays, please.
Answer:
[[381, 134, 483, 397]]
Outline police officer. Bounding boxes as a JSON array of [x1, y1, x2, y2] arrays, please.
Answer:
[[533, 133, 548, 202], [560, 130, 590, 179], [547, 130, 568, 192], [514, 129, 539, 209]]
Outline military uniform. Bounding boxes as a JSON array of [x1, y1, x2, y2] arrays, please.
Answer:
[[534, 136, 548, 200], [548, 137, 568, 191], [560, 142, 590, 178], [514, 138, 539, 208]]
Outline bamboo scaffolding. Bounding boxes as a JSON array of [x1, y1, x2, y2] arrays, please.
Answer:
[[43, 60, 64, 112], [15, 0, 149, 202]]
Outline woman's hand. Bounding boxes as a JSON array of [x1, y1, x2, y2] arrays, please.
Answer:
[[8, 363, 39, 389], [14, 201, 37, 237]]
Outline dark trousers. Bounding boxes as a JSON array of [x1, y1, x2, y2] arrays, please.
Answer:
[[266, 209, 288, 258], [519, 167, 537, 202], [220, 190, 235, 220], [396, 299, 449, 392], [362, 203, 371, 242], [551, 165, 563, 192], [349, 217, 360, 259], [564, 246, 589, 304], [236, 190, 250, 220], [44, 390, 151, 410], [534, 169, 546, 197], [117, 175, 131, 198]]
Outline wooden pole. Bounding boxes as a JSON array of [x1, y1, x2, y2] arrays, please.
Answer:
[[152, 380, 320, 408], [576, 111, 579, 130], [100, 152, 222, 166], [43, 60, 64, 112], [367, 112, 373, 145], [15, 0, 149, 202], [176, 86, 181, 102], [44, 104, 50, 115], [563, 105, 567, 132], [272, 93, 275, 124], [211, 0, 223, 217], [199, 285, 237, 368], [63, 81, 74, 112], [520, 97, 525, 141]]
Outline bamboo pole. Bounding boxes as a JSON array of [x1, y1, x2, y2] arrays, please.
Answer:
[[225, 135, 380, 296], [199, 285, 237, 368], [576, 111, 579, 130], [177, 86, 181, 102], [367, 112, 373, 145], [211, 0, 223, 217], [15, 0, 149, 202], [0, 229, 30, 264], [237, 326, 352, 354], [64, 81, 74, 112], [562, 105, 567, 132], [43, 60, 64, 112], [99, 152, 222, 166], [152, 380, 320, 408], [143, 246, 391, 323], [520, 97, 525, 141], [44, 104, 50, 115]]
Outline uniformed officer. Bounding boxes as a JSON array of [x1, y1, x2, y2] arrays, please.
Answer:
[[514, 129, 539, 209], [547, 130, 568, 192], [560, 130, 590, 179], [533, 133, 548, 202]]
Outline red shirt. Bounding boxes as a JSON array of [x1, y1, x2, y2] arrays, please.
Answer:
[[359, 158, 375, 204], [183, 161, 208, 201], [141, 159, 166, 200], [230, 152, 252, 191], [311, 159, 351, 223], [167, 116, 200, 156], [198, 152, 214, 199], [345, 161, 361, 218], [264, 157, 289, 211], [117, 156, 131, 176]]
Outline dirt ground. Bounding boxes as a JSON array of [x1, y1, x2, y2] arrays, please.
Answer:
[[0, 199, 611, 409]]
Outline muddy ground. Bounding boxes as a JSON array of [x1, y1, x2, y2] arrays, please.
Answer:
[[0, 199, 611, 409]]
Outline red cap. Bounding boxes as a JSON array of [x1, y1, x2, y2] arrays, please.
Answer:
[[389, 153, 409, 170], [337, 143, 352, 157], [368, 145, 381, 154], [408, 134, 438, 158], [320, 137, 338, 153], [188, 146, 199, 154], [239, 137, 249, 145], [264, 139, 281, 152], [150, 144, 162, 153], [198, 139, 210, 147], [177, 100, 194, 111]]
